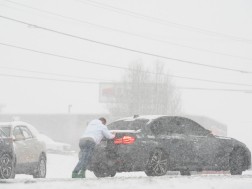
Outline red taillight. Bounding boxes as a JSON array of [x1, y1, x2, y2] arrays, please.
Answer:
[[114, 136, 135, 144]]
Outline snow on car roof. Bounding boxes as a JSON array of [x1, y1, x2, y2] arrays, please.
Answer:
[[0, 121, 30, 126], [0, 122, 12, 126], [116, 115, 166, 122]]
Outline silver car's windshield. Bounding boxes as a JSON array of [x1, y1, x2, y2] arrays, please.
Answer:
[[0, 128, 7, 137], [0, 126, 11, 137]]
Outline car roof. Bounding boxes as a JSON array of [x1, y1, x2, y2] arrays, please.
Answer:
[[0, 121, 40, 136], [0, 121, 31, 127], [112, 115, 209, 128]]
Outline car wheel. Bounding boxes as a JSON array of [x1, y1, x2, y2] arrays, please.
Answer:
[[93, 163, 116, 178], [33, 154, 46, 178], [145, 149, 168, 176], [0, 153, 15, 179], [230, 148, 244, 175], [110, 171, 116, 177], [180, 170, 191, 176]]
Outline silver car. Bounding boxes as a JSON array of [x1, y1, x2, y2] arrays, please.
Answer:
[[0, 121, 46, 179]]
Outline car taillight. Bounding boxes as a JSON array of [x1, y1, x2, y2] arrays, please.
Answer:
[[114, 136, 135, 145]]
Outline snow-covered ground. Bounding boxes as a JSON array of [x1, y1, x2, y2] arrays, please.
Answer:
[[1, 153, 252, 189]]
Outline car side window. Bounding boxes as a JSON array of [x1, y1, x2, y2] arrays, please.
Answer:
[[150, 118, 176, 135], [150, 120, 165, 135], [166, 118, 180, 134], [153, 117, 183, 135], [156, 117, 210, 136], [20, 126, 33, 139], [13, 126, 24, 140], [177, 118, 210, 136]]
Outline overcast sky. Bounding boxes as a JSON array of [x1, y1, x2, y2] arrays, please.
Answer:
[[0, 0, 252, 145]]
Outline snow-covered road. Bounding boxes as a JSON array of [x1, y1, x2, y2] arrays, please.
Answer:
[[1, 153, 252, 189]]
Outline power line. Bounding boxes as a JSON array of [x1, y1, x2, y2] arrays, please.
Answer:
[[0, 15, 251, 74], [79, 0, 252, 44], [3, 0, 252, 62], [0, 71, 251, 94], [1, 41, 252, 87], [0, 65, 114, 82], [0, 73, 100, 84], [0, 42, 130, 70], [179, 87, 252, 93]]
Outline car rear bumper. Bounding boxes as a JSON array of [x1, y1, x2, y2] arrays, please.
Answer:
[[89, 143, 149, 172]]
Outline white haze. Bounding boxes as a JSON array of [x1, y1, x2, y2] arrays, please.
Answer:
[[0, 0, 252, 171]]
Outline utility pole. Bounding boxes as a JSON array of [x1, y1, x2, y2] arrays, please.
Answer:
[[68, 104, 72, 114], [0, 104, 6, 113]]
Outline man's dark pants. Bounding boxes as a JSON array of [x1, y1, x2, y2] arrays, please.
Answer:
[[73, 138, 96, 174]]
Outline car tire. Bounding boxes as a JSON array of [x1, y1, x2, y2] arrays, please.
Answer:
[[145, 149, 168, 176], [0, 153, 15, 179], [33, 154, 46, 178], [93, 163, 116, 178], [180, 170, 191, 176], [110, 171, 116, 177], [230, 148, 244, 175], [10, 157, 16, 179]]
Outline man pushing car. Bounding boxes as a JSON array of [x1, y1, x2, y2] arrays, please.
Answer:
[[72, 117, 115, 178]]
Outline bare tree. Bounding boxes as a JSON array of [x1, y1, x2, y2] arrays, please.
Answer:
[[107, 61, 181, 119]]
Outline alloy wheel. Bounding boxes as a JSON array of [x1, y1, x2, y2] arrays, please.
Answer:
[[146, 149, 168, 176], [0, 154, 13, 179], [33, 155, 46, 178], [39, 158, 46, 178]]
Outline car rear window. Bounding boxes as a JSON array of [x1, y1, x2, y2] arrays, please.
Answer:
[[108, 119, 148, 130], [0, 126, 11, 137]]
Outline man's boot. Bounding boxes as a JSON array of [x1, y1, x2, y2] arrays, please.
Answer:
[[78, 170, 86, 178], [72, 171, 79, 178]]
